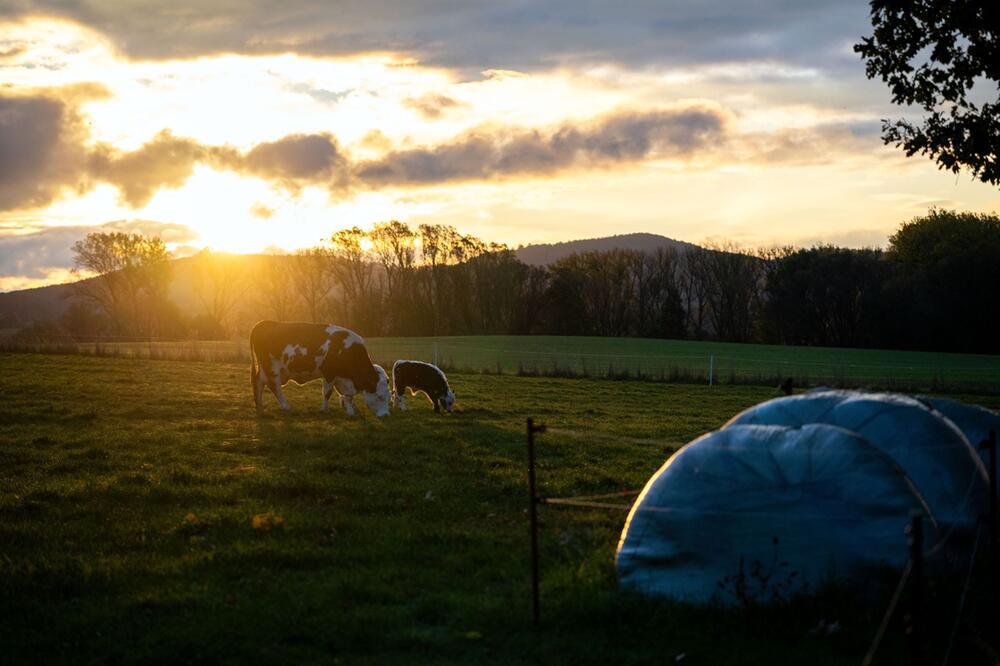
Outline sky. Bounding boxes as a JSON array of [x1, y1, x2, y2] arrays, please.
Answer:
[[1, 1, 999, 291]]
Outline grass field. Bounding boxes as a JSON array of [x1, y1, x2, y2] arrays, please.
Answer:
[[6, 334, 1000, 393], [2, 353, 999, 664]]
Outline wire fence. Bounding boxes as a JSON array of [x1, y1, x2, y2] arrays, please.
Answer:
[[3, 333, 999, 393]]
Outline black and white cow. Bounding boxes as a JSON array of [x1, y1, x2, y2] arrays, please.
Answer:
[[250, 320, 390, 416], [391, 360, 455, 413]]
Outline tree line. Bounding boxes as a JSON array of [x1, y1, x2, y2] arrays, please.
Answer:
[[36, 209, 1000, 355]]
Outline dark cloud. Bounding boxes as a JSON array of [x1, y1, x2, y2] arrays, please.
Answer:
[[0, 219, 197, 280], [404, 93, 463, 119], [354, 106, 727, 186], [1, 87, 729, 209], [0, 92, 92, 210], [4, 87, 865, 210], [0, 1, 869, 77], [89, 131, 237, 207], [243, 133, 348, 186]]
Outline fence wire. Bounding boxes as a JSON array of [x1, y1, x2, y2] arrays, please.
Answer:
[[3, 334, 999, 392]]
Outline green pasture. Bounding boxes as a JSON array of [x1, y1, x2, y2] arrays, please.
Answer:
[[5, 334, 1000, 392], [2, 353, 999, 664]]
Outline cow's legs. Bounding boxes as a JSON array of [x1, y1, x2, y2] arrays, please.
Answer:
[[267, 378, 291, 411], [396, 391, 407, 411], [252, 366, 266, 413], [322, 380, 335, 412], [340, 392, 356, 416]]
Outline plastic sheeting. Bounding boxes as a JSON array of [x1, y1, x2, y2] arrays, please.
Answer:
[[725, 392, 988, 532], [616, 424, 928, 605], [918, 396, 1000, 467]]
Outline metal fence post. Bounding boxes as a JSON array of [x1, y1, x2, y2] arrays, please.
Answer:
[[433, 342, 439, 367], [526, 417, 546, 626], [708, 354, 714, 386], [906, 511, 924, 666]]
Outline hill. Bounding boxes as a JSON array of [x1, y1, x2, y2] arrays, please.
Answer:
[[514, 232, 699, 266]]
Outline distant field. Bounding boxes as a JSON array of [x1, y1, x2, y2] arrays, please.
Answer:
[[2, 353, 998, 664], [5, 334, 1000, 392]]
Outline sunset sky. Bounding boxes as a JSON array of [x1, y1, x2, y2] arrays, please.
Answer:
[[1, 2, 999, 290]]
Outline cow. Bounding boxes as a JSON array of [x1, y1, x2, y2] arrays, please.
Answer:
[[250, 320, 390, 417], [391, 360, 455, 413], [339, 364, 388, 416]]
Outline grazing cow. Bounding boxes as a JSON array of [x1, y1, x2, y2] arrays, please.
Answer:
[[340, 364, 388, 416], [250, 320, 390, 417], [392, 360, 455, 413]]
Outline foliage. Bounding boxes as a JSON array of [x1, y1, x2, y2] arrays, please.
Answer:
[[855, 0, 1000, 185]]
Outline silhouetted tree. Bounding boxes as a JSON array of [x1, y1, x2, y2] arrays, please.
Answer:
[[289, 246, 334, 324], [886, 209, 1000, 352], [71, 231, 172, 336], [763, 246, 887, 347], [254, 254, 296, 322], [192, 249, 245, 335], [855, 0, 1000, 185]]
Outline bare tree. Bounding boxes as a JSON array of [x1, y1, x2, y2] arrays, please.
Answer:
[[329, 227, 378, 330], [254, 254, 296, 321], [192, 249, 245, 334], [71, 231, 171, 336], [288, 246, 334, 323]]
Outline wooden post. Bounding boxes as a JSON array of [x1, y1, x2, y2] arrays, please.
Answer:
[[526, 417, 546, 626], [905, 511, 924, 666], [708, 355, 714, 386], [981, 430, 998, 613]]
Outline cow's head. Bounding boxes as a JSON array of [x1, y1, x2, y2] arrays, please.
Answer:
[[442, 389, 456, 413], [364, 364, 391, 417]]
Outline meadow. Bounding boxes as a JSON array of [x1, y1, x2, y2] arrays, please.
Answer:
[[6, 334, 1000, 392], [2, 352, 999, 664]]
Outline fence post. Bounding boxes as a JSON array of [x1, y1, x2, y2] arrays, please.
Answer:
[[526, 417, 546, 626], [708, 354, 714, 386], [905, 511, 924, 666], [981, 430, 998, 612]]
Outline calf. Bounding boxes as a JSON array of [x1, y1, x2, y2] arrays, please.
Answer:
[[250, 320, 390, 417], [392, 360, 455, 413]]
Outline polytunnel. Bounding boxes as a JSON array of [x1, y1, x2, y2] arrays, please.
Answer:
[[724, 391, 989, 533], [616, 424, 933, 605], [917, 396, 1000, 468]]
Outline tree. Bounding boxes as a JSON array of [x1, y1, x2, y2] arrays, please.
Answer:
[[191, 249, 245, 335], [71, 231, 172, 336], [855, 1, 1000, 185], [328, 227, 379, 330], [254, 254, 296, 322], [288, 246, 334, 323], [369, 220, 416, 332], [885, 209, 1000, 352], [762, 247, 887, 348]]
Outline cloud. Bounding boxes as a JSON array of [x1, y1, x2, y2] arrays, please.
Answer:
[[89, 131, 238, 207], [0, 91, 92, 210], [0, 2, 869, 78], [0, 219, 197, 284], [353, 106, 727, 186], [403, 93, 463, 119], [250, 202, 275, 219], [2, 87, 879, 210], [242, 133, 348, 187]]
